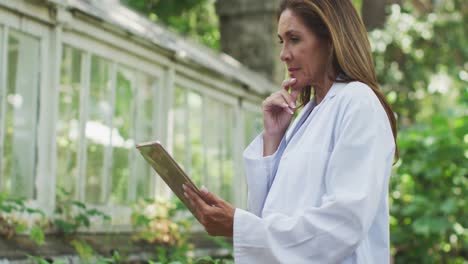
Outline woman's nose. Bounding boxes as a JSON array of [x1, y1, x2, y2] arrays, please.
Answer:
[[280, 46, 291, 62]]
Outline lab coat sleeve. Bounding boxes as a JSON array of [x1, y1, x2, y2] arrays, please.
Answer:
[[234, 94, 395, 263], [243, 133, 285, 216]]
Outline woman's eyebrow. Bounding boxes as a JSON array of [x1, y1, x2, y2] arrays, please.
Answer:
[[278, 29, 301, 39]]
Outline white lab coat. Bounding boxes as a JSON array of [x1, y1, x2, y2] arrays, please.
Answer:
[[234, 81, 395, 264]]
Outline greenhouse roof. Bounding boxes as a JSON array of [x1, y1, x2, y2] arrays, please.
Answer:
[[51, 0, 276, 95]]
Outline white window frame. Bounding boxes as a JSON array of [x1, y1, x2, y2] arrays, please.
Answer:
[[0, 8, 53, 213], [59, 32, 167, 231], [172, 74, 239, 203], [237, 100, 263, 208], [0, 1, 270, 231]]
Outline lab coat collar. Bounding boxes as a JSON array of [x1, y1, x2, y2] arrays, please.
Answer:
[[319, 81, 346, 103], [285, 81, 346, 142]]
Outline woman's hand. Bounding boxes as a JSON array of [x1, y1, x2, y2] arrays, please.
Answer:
[[262, 78, 301, 155], [183, 184, 235, 237]]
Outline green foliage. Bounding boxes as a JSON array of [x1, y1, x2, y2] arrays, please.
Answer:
[[30, 225, 45, 246], [132, 197, 195, 263], [207, 235, 233, 254], [0, 193, 47, 245], [121, 0, 219, 50], [369, 1, 468, 262], [390, 112, 467, 263], [194, 256, 234, 264], [28, 248, 121, 264], [369, 0, 467, 125], [70, 239, 95, 262], [27, 255, 67, 264], [53, 188, 111, 236]]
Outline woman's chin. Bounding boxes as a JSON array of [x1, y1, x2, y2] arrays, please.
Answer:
[[290, 82, 307, 91]]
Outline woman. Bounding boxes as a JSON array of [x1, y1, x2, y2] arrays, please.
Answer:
[[183, 0, 398, 263]]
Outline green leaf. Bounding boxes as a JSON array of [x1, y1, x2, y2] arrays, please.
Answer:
[[54, 219, 78, 235], [30, 225, 45, 246], [15, 223, 28, 234], [26, 208, 46, 216], [27, 255, 51, 264], [0, 204, 14, 212], [440, 198, 457, 214], [71, 201, 86, 209], [75, 214, 90, 227]]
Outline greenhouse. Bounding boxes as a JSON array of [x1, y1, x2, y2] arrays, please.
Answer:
[[0, 0, 275, 261]]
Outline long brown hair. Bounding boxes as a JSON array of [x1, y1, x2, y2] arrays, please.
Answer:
[[278, 0, 398, 160]]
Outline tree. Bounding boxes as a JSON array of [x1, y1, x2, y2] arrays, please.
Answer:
[[120, 0, 220, 50], [362, 0, 387, 30]]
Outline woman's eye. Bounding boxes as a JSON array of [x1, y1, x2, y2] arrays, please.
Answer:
[[290, 37, 300, 43]]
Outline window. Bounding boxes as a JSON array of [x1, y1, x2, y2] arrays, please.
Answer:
[[187, 91, 203, 186], [171, 84, 236, 203], [173, 86, 188, 171], [238, 106, 262, 208], [57, 47, 160, 206], [205, 98, 235, 202], [133, 73, 157, 201], [85, 55, 113, 204], [56, 45, 83, 198], [110, 66, 135, 204], [204, 98, 223, 195], [1, 29, 40, 199], [243, 109, 263, 147], [220, 105, 235, 201]]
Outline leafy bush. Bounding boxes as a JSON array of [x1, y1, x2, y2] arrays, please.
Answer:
[[0, 194, 47, 245], [368, 1, 467, 262], [53, 188, 111, 236], [390, 112, 467, 263], [132, 197, 194, 263], [370, 0, 466, 125], [52, 188, 110, 236]]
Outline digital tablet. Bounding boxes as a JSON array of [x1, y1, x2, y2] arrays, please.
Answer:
[[136, 140, 201, 215]]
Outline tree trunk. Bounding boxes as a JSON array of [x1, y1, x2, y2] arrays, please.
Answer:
[[361, 0, 387, 31]]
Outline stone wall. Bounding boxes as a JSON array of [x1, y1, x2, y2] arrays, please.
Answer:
[[216, 0, 284, 85]]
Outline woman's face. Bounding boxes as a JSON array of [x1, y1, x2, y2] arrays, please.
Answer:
[[278, 9, 329, 89]]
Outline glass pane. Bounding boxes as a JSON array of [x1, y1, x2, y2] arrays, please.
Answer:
[[241, 109, 262, 208], [0, 26, 3, 189], [221, 106, 235, 202], [110, 66, 135, 204], [205, 98, 222, 194], [244, 110, 263, 147], [56, 45, 82, 197], [172, 86, 187, 170], [135, 74, 157, 200], [2, 30, 40, 199], [85, 56, 112, 204], [188, 91, 203, 186]]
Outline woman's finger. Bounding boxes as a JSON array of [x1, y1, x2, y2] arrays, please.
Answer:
[[198, 186, 222, 206], [282, 78, 297, 91], [279, 89, 297, 109], [268, 94, 294, 115], [183, 184, 211, 214]]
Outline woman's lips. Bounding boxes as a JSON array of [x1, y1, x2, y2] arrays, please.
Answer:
[[288, 68, 299, 77]]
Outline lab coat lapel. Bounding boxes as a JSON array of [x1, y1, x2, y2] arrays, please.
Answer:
[[285, 100, 315, 142], [283, 82, 344, 155]]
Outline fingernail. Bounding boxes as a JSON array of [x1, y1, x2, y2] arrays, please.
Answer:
[[182, 184, 186, 190], [290, 102, 296, 108], [282, 102, 289, 108], [184, 192, 188, 198], [291, 78, 297, 82], [201, 185, 208, 194], [288, 109, 294, 115]]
